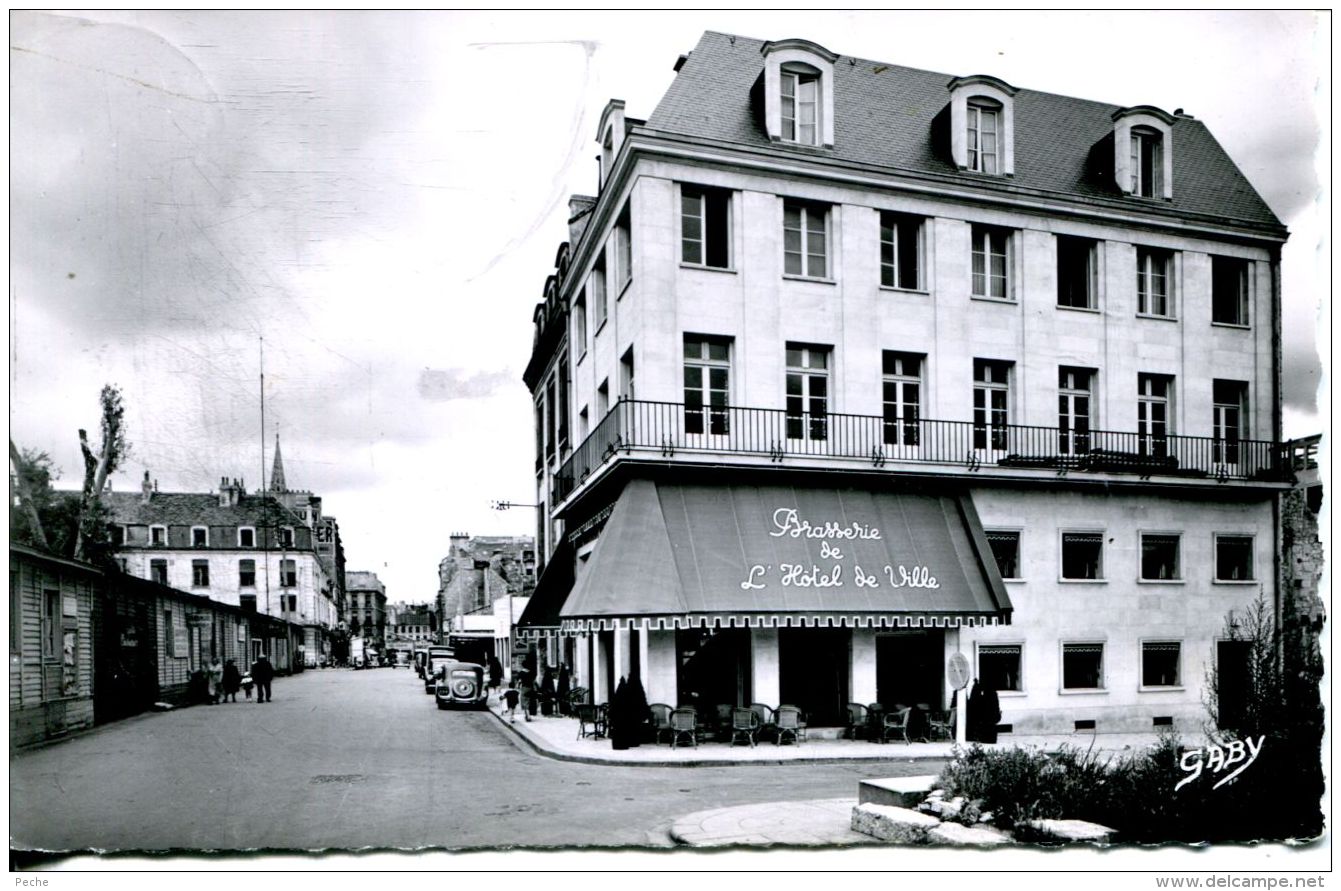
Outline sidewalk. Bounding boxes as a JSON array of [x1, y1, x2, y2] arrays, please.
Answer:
[[488, 700, 1172, 767], [488, 702, 1173, 847]]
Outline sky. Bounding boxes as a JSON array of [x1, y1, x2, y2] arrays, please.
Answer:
[[8, 10, 1329, 605]]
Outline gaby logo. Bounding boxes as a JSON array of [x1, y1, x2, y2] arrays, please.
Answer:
[[1175, 736, 1265, 792]]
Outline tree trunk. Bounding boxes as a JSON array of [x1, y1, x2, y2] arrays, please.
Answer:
[[9, 439, 49, 549]]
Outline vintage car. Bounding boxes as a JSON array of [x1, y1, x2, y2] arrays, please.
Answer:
[[434, 661, 488, 709], [422, 646, 454, 693]]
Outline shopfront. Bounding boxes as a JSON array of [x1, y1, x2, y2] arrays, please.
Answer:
[[555, 479, 1012, 724]]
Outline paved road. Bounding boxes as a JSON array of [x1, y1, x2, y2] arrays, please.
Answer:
[[11, 668, 942, 857]]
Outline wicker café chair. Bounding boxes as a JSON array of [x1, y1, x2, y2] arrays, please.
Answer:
[[846, 702, 869, 740], [649, 703, 674, 744], [928, 707, 956, 742], [883, 707, 913, 745], [730, 707, 759, 748], [750, 703, 776, 742], [670, 707, 698, 749], [575, 703, 606, 740], [774, 705, 804, 746]]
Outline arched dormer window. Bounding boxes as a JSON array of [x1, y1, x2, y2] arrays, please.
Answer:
[[947, 75, 1018, 176], [554, 242, 571, 281], [596, 100, 627, 189], [1112, 106, 1175, 199], [761, 39, 837, 148]]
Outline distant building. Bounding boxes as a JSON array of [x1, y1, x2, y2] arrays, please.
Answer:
[[387, 602, 435, 644], [436, 533, 535, 629], [108, 438, 341, 667], [346, 571, 387, 650]]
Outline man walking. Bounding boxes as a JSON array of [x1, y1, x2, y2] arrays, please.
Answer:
[[251, 652, 275, 703]]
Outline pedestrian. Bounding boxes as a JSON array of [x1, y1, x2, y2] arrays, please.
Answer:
[[206, 656, 224, 705], [503, 682, 520, 723], [556, 663, 571, 717], [241, 672, 254, 700], [519, 672, 535, 722], [251, 652, 275, 703], [540, 666, 556, 717], [487, 654, 503, 700], [222, 658, 242, 703]]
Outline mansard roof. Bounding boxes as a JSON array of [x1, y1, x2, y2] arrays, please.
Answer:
[[107, 491, 294, 527], [646, 31, 1282, 231]]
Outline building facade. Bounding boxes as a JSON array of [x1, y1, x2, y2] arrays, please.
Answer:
[[109, 442, 341, 667], [346, 571, 387, 650], [521, 33, 1293, 734]]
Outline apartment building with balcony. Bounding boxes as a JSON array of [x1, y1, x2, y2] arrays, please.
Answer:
[[520, 32, 1293, 734]]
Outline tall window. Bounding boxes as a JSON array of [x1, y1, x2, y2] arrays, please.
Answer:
[[597, 379, 609, 417], [163, 609, 175, 657], [881, 351, 922, 446], [150, 559, 168, 585], [192, 559, 210, 588], [1137, 374, 1173, 458], [1213, 379, 1248, 464], [615, 206, 632, 293], [985, 530, 1021, 580], [973, 359, 1011, 450], [971, 226, 1010, 299], [1057, 236, 1097, 309], [573, 291, 587, 356], [544, 378, 556, 460], [979, 644, 1022, 692], [1142, 641, 1181, 687], [684, 336, 731, 436], [43, 589, 60, 659], [681, 186, 730, 268], [1215, 535, 1255, 581], [590, 256, 607, 331], [1130, 127, 1163, 197], [1058, 367, 1093, 456], [281, 559, 297, 588], [1212, 256, 1250, 326], [785, 344, 830, 441], [880, 212, 922, 290], [239, 559, 256, 588], [1063, 643, 1105, 689], [966, 99, 1001, 174], [620, 349, 635, 402], [556, 353, 570, 454], [1141, 534, 1181, 581], [1136, 247, 1173, 317], [783, 200, 828, 278], [1061, 532, 1104, 580], [780, 64, 819, 145]]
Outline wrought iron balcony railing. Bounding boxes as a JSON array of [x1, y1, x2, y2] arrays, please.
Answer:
[[552, 399, 1289, 505]]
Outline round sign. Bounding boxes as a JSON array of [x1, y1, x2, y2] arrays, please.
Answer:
[[948, 652, 971, 690]]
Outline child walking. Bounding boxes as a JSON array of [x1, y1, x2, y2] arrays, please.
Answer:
[[503, 682, 520, 723]]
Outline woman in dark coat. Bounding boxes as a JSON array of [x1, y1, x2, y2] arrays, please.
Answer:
[[540, 667, 556, 717], [556, 664, 571, 717], [221, 659, 242, 703]]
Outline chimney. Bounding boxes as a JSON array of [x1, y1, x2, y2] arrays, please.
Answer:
[[140, 470, 153, 505]]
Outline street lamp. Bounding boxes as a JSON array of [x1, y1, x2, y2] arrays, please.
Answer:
[[490, 498, 540, 681]]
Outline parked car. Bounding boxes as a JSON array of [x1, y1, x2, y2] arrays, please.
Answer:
[[435, 662, 488, 710], [423, 646, 454, 693]]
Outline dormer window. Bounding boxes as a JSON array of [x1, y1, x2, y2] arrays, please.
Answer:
[[781, 64, 820, 145], [1112, 106, 1175, 199], [1131, 127, 1163, 197], [760, 39, 837, 148], [238, 527, 256, 548], [279, 526, 294, 549], [191, 526, 209, 548], [966, 98, 1002, 174], [947, 75, 1018, 176], [150, 525, 167, 546]]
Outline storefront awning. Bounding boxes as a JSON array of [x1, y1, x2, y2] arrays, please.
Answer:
[[516, 536, 573, 640], [559, 480, 1012, 633]]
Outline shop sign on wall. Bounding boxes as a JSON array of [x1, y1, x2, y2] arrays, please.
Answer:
[[739, 508, 941, 591]]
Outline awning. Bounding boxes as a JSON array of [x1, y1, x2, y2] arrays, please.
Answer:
[[559, 480, 1012, 633], [516, 536, 573, 640]]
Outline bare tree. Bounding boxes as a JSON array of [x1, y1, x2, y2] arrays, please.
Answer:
[[9, 439, 50, 550], [74, 384, 128, 561]]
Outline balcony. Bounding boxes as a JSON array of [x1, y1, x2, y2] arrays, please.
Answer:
[[552, 399, 1289, 506]]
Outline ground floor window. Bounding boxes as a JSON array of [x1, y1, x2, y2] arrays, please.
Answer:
[[977, 644, 1022, 692], [1141, 641, 1181, 687], [1062, 642, 1104, 690]]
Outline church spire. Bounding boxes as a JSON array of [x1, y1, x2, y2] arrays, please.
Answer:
[[270, 433, 287, 493]]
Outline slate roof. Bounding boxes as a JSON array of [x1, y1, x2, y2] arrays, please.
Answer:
[[107, 491, 292, 527], [646, 32, 1282, 232]]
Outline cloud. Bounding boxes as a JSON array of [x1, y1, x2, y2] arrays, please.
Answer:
[[417, 368, 516, 402]]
